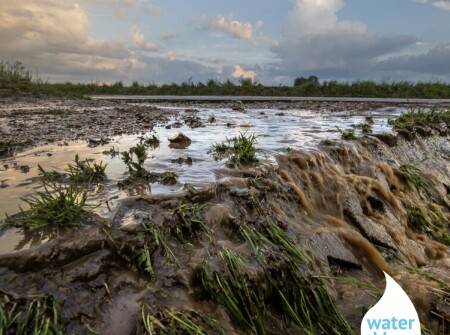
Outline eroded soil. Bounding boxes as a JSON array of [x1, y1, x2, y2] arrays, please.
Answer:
[[0, 98, 448, 335]]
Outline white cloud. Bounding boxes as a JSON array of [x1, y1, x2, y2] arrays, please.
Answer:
[[131, 25, 158, 50], [232, 65, 256, 80], [0, 0, 218, 83], [416, 0, 450, 10], [271, 0, 418, 78], [208, 16, 254, 40]]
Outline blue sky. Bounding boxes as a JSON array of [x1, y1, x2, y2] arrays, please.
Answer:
[[1, 0, 450, 84]]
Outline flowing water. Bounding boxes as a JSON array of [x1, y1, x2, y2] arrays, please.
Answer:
[[0, 104, 404, 252]]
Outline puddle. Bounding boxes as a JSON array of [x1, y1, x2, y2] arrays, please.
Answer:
[[0, 105, 405, 253]]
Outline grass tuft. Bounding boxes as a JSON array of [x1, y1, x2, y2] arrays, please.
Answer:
[[67, 155, 107, 184], [337, 127, 357, 140], [15, 182, 90, 230], [172, 204, 209, 241], [138, 306, 224, 335], [399, 164, 432, 198], [391, 109, 450, 131], [0, 294, 63, 335], [212, 132, 258, 167], [160, 172, 178, 185]]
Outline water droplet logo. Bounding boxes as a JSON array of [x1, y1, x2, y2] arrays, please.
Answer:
[[361, 272, 421, 335]]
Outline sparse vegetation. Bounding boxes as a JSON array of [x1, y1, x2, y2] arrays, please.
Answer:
[[391, 109, 450, 131], [172, 204, 209, 241], [138, 306, 224, 335], [67, 155, 107, 184], [121, 143, 152, 180], [15, 183, 90, 230], [160, 171, 178, 185], [139, 134, 160, 148], [0, 294, 63, 335], [399, 164, 432, 198], [212, 132, 258, 167], [337, 127, 357, 140]]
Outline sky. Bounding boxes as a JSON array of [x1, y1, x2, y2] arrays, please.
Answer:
[[1, 0, 450, 84]]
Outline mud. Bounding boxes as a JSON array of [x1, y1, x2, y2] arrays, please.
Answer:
[[0, 98, 448, 334], [0, 98, 175, 157]]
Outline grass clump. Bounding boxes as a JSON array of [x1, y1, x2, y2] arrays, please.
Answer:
[[142, 222, 177, 265], [399, 164, 432, 198], [172, 204, 209, 241], [138, 306, 224, 335], [67, 155, 107, 184], [0, 294, 63, 335], [391, 109, 450, 131], [407, 206, 449, 246], [160, 172, 178, 185], [15, 183, 90, 230], [212, 132, 258, 167], [337, 127, 357, 140], [195, 217, 354, 335]]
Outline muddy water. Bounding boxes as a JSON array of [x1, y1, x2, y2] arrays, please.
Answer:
[[0, 104, 404, 252]]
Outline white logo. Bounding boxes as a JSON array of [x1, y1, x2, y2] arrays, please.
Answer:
[[361, 272, 421, 335]]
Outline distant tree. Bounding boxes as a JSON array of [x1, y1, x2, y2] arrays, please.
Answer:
[[294, 75, 319, 87]]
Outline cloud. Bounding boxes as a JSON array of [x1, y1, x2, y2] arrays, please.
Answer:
[[0, 0, 218, 83], [131, 25, 158, 50], [207, 16, 255, 40], [415, 0, 450, 10], [270, 0, 418, 79], [143, 3, 161, 17], [377, 44, 450, 75], [232, 65, 256, 80]]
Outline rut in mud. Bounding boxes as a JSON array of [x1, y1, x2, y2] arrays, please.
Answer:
[[0, 111, 448, 335]]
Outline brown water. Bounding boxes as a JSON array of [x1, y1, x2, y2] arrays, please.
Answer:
[[0, 104, 405, 252]]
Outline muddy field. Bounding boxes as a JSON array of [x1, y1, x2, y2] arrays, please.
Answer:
[[0, 97, 448, 334]]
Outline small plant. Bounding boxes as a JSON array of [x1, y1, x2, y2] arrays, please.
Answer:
[[67, 155, 107, 184], [160, 171, 178, 185], [337, 127, 357, 140], [142, 222, 177, 264], [138, 306, 224, 335], [360, 122, 372, 134], [139, 134, 160, 148], [172, 204, 209, 241], [399, 164, 432, 198], [16, 183, 90, 230], [121, 143, 151, 179], [212, 132, 258, 167], [0, 294, 63, 335], [137, 245, 154, 277]]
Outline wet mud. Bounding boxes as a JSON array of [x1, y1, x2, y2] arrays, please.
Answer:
[[0, 99, 448, 334]]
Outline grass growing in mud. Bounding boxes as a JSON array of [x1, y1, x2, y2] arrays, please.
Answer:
[[138, 306, 224, 335], [195, 216, 354, 335], [0, 294, 63, 335], [212, 132, 258, 167], [14, 182, 90, 230], [172, 204, 209, 241], [67, 155, 107, 184], [391, 109, 450, 131], [337, 127, 357, 140], [399, 164, 432, 198]]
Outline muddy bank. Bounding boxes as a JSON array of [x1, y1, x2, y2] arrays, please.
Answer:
[[0, 124, 448, 334], [0, 98, 175, 157]]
